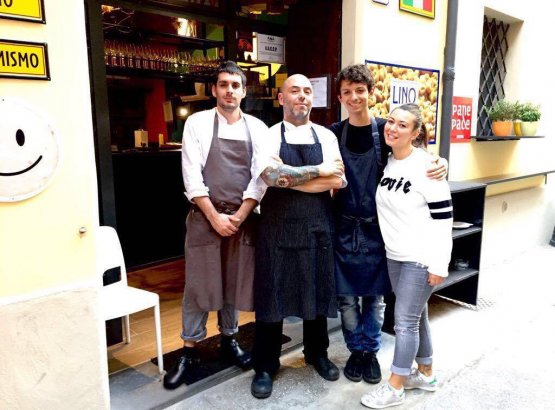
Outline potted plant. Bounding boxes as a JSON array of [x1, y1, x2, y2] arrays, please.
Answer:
[[486, 99, 516, 137], [513, 101, 524, 136], [517, 102, 541, 136]]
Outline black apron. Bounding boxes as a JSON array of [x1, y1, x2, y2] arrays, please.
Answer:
[[333, 119, 391, 296], [184, 113, 256, 312], [254, 123, 337, 322]]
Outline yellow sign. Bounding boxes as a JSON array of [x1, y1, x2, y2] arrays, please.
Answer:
[[0, 39, 50, 80], [0, 0, 45, 23]]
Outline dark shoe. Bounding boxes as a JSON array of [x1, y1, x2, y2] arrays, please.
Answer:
[[251, 371, 273, 399], [221, 336, 252, 369], [362, 351, 382, 384], [344, 350, 364, 382], [306, 356, 340, 381], [163, 352, 198, 390]]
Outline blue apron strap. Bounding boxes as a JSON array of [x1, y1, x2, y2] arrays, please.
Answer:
[[281, 122, 320, 144], [280, 122, 287, 143], [340, 120, 348, 147], [371, 116, 382, 169], [310, 126, 320, 144]]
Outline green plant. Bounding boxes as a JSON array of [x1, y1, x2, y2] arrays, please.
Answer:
[[517, 102, 541, 122], [486, 99, 517, 121]]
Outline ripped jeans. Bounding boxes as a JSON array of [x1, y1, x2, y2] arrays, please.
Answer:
[[387, 259, 434, 376]]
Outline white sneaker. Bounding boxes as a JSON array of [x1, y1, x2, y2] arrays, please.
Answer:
[[361, 383, 405, 409], [404, 369, 438, 392]]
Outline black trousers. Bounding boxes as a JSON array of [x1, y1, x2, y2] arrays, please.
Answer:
[[252, 315, 330, 374]]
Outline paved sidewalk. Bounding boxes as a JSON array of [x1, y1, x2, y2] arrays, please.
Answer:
[[166, 245, 555, 410]]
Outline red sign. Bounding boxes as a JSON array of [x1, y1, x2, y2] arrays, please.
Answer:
[[451, 97, 473, 143]]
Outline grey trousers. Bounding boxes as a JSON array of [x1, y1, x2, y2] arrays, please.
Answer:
[[181, 301, 239, 342], [387, 259, 434, 376]]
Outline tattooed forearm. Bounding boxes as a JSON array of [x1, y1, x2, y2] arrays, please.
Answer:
[[261, 164, 320, 188]]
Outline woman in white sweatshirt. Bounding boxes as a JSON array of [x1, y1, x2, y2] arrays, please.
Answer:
[[362, 103, 453, 409]]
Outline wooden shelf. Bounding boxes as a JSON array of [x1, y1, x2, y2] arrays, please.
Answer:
[[452, 226, 482, 240], [434, 268, 479, 292], [460, 170, 555, 185], [448, 181, 486, 193], [471, 135, 544, 141]]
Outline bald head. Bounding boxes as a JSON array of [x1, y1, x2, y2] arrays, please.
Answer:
[[282, 74, 312, 91], [279, 74, 313, 126]]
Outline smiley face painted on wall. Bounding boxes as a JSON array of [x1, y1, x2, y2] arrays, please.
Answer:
[[0, 98, 60, 202]]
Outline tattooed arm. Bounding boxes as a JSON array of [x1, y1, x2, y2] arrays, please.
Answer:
[[260, 158, 344, 188]]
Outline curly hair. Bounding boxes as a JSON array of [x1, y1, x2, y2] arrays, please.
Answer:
[[335, 64, 375, 93]]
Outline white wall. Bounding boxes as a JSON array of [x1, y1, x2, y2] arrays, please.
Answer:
[[451, 0, 555, 267], [0, 0, 109, 407]]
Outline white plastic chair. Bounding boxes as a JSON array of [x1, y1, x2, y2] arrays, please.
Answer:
[[96, 226, 164, 374]]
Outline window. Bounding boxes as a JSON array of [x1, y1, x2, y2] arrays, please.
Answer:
[[478, 17, 510, 136]]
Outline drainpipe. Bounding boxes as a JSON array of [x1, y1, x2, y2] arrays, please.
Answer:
[[439, 0, 459, 171]]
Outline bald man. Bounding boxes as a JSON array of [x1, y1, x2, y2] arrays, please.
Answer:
[[250, 74, 347, 399]]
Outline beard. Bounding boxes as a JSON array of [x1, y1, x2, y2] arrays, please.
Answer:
[[218, 99, 239, 112]]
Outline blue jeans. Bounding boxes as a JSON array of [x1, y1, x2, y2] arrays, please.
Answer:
[[387, 259, 434, 376], [337, 295, 385, 353]]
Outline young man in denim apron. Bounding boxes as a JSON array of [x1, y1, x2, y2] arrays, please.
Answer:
[[164, 61, 268, 390], [250, 74, 346, 399], [329, 65, 447, 386]]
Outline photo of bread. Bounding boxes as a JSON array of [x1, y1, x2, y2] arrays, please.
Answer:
[[366, 61, 440, 144]]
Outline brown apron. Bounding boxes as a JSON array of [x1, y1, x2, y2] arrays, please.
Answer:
[[184, 113, 256, 312]]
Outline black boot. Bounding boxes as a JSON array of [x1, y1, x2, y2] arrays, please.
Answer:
[[305, 356, 340, 381], [220, 335, 252, 369], [343, 350, 364, 382], [362, 351, 382, 384], [163, 347, 198, 390], [251, 371, 273, 399]]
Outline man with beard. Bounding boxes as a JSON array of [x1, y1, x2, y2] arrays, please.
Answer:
[[164, 61, 268, 390], [250, 74, 346, 399]]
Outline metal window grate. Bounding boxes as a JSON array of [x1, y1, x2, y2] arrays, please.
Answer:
[[478, 17, 510, 136]]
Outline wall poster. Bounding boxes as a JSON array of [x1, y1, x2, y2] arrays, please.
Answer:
[[366, 60, 440, 144], [399, 0, 435, 19], [451, 96, 473, 143]]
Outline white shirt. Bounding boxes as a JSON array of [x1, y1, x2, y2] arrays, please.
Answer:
[[181, 107, 268, 202], [376, 148, 453, 276], [257, 121, 347, 187]]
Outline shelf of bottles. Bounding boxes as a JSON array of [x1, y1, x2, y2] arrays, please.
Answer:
[[104, 39, 222, 80]]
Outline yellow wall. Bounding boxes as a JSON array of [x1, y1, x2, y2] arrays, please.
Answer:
[[0, 0, 98, 297], [0, 1, 109, 408]]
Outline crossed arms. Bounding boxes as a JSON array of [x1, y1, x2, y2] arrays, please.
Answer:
[[260, 156, 345, 192]]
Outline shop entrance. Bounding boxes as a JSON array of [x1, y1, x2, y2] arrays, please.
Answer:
[[86, 0, 342, 377]]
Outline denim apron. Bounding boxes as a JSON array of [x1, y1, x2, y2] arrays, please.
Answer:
[[254, 123, 337, 322], [184, 113, 256, 312], [333, 119, 391, 296]]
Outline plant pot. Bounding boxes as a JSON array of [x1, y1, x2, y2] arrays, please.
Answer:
[[491, 121, 513, 137], [513, 120, 523, 136], [520, 121, 538, 136]]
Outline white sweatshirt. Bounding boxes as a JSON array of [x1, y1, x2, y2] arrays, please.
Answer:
[[376, 148, 453, 277]]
